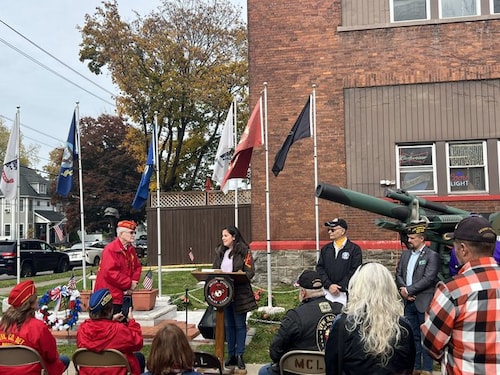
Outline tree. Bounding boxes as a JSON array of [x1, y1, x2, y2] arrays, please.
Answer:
[[50, 114, 142, 233], [79, 0, 248, 191]]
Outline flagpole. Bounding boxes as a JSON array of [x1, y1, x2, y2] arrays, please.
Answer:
[[154, 112, 162, 298], [312, 85, 320, 260], [15, 107, 21, 284], [233, 98, 239, 227], [263, 82, 273, 307], [75, 103, 88, 290]]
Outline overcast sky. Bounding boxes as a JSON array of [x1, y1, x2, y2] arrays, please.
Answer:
[[0, 0, 246, 172]]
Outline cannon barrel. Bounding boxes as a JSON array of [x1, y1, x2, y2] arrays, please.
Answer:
[[385, 189, 470, 216], [316, 183, 411, 221]]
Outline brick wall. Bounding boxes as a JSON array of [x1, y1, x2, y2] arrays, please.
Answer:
[[247, 0, 500, 243]]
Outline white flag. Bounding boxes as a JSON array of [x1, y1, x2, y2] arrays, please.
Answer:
[[1, 112, 20, 201], [212, 102, 234, 193]]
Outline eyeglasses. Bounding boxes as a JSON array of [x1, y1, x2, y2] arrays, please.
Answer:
[[327, 227, 341, 232], [128, 231, 136, 235]]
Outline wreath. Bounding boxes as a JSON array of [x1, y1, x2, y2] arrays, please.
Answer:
[[36, 285, 81, 330]]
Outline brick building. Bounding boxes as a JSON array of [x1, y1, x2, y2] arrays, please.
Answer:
[[246, 0, 500, 279]]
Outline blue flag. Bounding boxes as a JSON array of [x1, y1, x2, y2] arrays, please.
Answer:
[[132, 131, 155, 210], [56, 111, 78, 196]]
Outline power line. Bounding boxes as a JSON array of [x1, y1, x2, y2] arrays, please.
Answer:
[[0, 19, 116, 98], [0, 36, 115, 107]]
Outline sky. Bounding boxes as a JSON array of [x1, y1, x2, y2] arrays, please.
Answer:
[[0, 0, 246, 173]]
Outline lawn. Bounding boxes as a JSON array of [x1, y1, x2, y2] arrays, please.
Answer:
[[1, 266, 299, 364]]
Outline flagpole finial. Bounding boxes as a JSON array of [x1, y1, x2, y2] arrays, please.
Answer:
[[16, 105, 20, 109], [263, 81, 268, 87], [312, 84, 317, 88]]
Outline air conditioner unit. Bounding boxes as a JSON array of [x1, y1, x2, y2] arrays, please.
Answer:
[[4, 208, 10, 213]]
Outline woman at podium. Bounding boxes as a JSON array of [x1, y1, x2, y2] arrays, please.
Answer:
[[213, 225, 258, 371]]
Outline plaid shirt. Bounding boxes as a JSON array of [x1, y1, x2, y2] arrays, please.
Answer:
[[421, 257, 500, 375]]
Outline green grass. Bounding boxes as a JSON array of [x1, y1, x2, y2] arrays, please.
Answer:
[[1, 265, 299, 364]]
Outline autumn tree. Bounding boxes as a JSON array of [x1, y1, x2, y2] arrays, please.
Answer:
[[79, 0, 248, 191], [50, 114, 142, 233]]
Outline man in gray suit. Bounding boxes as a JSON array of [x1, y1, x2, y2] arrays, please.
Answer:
[[396, 223, 441, 375]]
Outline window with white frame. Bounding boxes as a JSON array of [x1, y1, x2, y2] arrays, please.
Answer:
[[19, 224, 24, 239], [391, 0, 429, 22], [493, 0, 500, 13], [4, 224, 10, 237], [397, 144, 436, 193], [440, 0, 479, 18], [20, 198, 24, 212], [447, 141, 487, 193]]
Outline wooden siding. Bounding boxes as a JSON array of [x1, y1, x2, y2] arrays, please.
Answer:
[[345, 79, 500, 196], [145, 204, 251, 266]]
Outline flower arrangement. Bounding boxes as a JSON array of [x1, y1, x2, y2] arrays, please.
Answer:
[[36, 285, 81, 330]]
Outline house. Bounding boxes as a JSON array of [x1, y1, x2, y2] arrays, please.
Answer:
[[246, 0, 500, 280], [1, 166, 64, 243]]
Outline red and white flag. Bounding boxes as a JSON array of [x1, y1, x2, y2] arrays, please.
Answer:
[[0, 111, 20, 201], [54, 223, 64, 242]]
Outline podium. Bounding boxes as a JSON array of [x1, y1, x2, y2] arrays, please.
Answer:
[[192, 270, 250, 367]]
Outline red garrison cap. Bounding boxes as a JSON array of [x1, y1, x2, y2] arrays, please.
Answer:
[[8, 280, 36, 308], [117, 220, 137, 230]]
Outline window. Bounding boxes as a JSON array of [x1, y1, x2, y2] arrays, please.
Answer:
[[397, 145, 436, 193], [391, 0, 429, 22], [20, 198, 24, 212], [440, 0, 479, 18], [19, 224, 24, 239], [493, 0, 500, 13], [446, 142, 487, 193], [4, 224, 11, 237]]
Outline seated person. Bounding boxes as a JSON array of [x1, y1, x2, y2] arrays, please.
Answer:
[[0, 280, 69, 375], [143, 323, 202, 375], [76, 288, 145, 375], [259, 270, 339, 375]]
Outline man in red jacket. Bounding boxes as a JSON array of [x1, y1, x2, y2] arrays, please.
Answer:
[[95, 220, 142, 314], [77, 288, 145, 375]]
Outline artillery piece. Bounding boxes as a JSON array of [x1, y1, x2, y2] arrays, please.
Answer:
[[315, 182, 473, 279]]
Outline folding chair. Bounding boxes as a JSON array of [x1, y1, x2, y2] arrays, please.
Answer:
[[72, 348, 132, 375], [193, 351, 223, 375], [279, 350, 325, 375], [0, 345, 48, 374]]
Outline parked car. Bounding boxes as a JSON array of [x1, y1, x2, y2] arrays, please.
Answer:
[[65, 241, 108, 268], [134, 235, 147, 258], [0, 239, 70, 277]]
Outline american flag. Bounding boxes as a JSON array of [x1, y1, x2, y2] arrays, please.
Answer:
[[54, 223, 64, 242], [142, 270, 153, 290], [188, 247, 195, 262], [67, 272, 77, 290]]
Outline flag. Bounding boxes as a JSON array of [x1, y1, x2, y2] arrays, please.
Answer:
[[272, 97, 312, 176], [132, 130, 156, 210], [0, 112, 19, 201], [220, 97, 263, 190], [142, 269, 153, 290], [212, 102, 234, 193], [67, 272, 77, 290], [54, 223, 64, 242], [188, 247, 194, 262], [56, 111, 78, 197]]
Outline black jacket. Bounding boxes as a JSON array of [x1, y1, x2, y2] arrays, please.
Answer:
[[325, 315, 415, 375], [212, 245, 257, 314], [269, 296, 338, 364], [316, 239, 362, 292]]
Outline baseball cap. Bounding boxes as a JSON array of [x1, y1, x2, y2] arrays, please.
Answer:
[[444, 215, 497, 244], [324, 218, 348, 230], [297, 270, 323, 290]]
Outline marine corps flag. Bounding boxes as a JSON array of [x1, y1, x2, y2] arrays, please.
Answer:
[[220, 97, 263, 191], [272, 97, 311, 176], [56, 111, 78, 197]]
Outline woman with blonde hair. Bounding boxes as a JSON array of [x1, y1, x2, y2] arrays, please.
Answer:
[[325, 262, 415, 375], [143, 323, 201, 375]]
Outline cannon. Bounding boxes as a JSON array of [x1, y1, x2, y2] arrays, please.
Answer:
[[315, 182, 474, 279]]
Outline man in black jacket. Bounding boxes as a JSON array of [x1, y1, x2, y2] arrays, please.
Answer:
[[258, 270, 338, 375], [316, 218, 362, 307]]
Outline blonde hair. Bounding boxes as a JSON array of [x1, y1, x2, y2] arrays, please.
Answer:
[[344, 262, 405, 366]]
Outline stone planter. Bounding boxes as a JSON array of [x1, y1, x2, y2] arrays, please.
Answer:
[[79, 290, 92, 312], [132, 289, 159, 311]]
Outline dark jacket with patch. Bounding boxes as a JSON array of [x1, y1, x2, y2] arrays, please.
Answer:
[[213, 245, 258, 314], [269, 295, 337, 364]]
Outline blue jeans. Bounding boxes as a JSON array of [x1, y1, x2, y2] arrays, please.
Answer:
[[258, 363, 279, 375], [224, 302, 247, 356], [60, 355, 70, 369], [405, 301, 433, 372]]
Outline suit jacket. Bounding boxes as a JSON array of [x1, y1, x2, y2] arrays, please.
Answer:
[[395, 245, 441, 313]]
